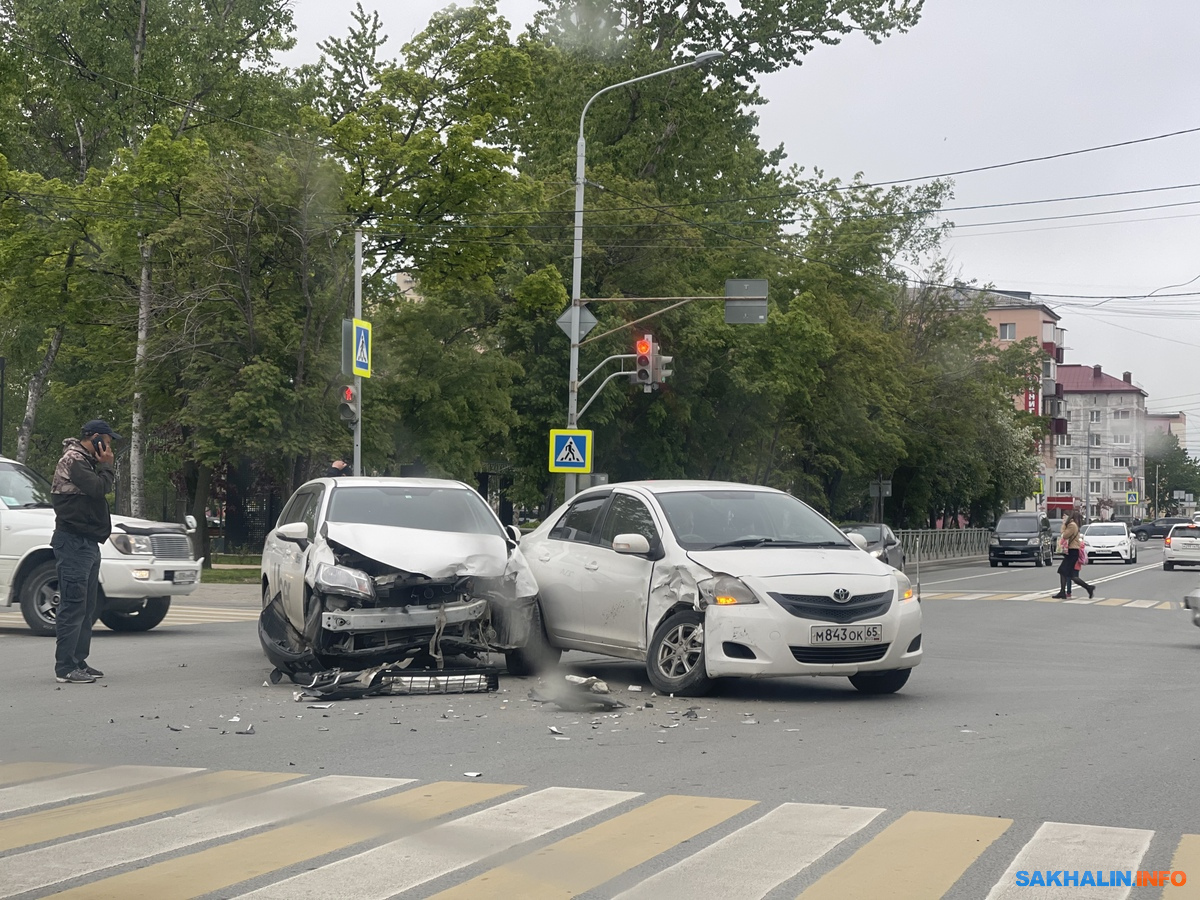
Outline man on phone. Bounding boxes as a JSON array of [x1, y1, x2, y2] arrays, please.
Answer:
[[49, 419, 119, 684]]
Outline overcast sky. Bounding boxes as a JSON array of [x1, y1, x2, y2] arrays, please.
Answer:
[[282, 1, 1200, 449]]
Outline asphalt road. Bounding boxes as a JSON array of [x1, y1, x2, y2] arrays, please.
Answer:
[[3, 543, 1199, 898]]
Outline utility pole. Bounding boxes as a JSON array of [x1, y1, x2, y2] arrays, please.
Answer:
[[353, 229, 363, 477]]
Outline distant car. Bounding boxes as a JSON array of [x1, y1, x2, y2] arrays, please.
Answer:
[[988, 513, 1053, 567], [1163, 523, 1200, 570], [1049, 518, 1066, 558], [840, 523, 905, 570], [1080, 522, 1137, 565], [1131, 517, 1190, 542]]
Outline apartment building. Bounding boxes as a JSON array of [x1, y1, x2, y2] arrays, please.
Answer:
[[1053, 364, 1146, 520]]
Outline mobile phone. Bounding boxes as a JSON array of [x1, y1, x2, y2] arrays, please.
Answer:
[[93, 435, 106, 454]]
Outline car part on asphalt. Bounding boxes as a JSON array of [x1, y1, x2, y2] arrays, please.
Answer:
[[287, 662, 501, 701]]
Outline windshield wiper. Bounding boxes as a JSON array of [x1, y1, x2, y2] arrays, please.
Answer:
[[707, 538, 847, 549]]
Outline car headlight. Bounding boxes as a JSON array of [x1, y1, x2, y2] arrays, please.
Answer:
[[1027, 538, 1040, 546], [110, 534, 153, 555], [870, 548, 883, 558], [315, 563, 375, 600], [989, 537, 999, 546], [698, 574, 759, 607], [895, 571, 916, 603]]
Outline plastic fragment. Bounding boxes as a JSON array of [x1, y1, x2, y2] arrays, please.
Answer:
[[236, 724, 255, 735], [627, 685, 643, 692], [464, 772, 482, 778], [307, 703, 333, 709], [228, 716, 241, 723], [167, 725, 183, 732], [548, 726, 564, 735]]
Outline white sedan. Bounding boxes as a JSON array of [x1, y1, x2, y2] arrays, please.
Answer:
[[1080, 522, 1137, 564], [520, 481, 922, 696]]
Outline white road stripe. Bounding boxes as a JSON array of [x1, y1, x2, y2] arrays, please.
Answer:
[[985, 821, 1152, 899], [1121, 599, 1159, 608], [233, 786, 640, 900], [0, 775, 407, 898], [1064, 598, 1101, 604], [0, 765, 198, 815], [613, 802, 883, 900]]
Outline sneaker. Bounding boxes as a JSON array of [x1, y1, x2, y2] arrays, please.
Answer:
[[82, 666, 104, 678], [55, 669, 96, 684]]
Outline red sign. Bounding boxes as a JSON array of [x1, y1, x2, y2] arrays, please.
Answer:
[[1024, 388, 1040, 416]]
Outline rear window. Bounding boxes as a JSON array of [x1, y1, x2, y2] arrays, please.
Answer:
[[1169, 524, 1200, 537], [996, 516, 1038, 534]]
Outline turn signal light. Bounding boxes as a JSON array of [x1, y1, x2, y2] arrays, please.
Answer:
[[715, 595, 739, 605]]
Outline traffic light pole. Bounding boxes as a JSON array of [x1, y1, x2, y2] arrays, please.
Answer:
[[353, 229, 363, 477]]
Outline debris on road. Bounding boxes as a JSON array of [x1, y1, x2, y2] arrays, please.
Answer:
[[528, 679, 627, 712], [548, 726, 564, 735], [235, 724, 255, 735], [564, 675, 610, 693], [628, 685, 643, 692], [286, 664, 500, 702], [464, 772, 482, 778]]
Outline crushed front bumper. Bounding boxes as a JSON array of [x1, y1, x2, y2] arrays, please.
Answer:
[[322, 599, 488, 633]]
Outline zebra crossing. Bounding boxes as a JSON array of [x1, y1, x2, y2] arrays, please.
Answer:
[[0, 761, 1195, 898], [922, 590, 1184, 610], [0, 604, 259, 631]]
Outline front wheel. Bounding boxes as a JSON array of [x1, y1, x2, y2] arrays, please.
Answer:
[[1125, 553, 1136, 565], [19, 560, 60, 636], [504, 602, 561, 676], [849, 668, 911, 694], [100, 597, 171, 632], [989, 561, 998, 568], [646, 609, 713, 697], [1034, 551, 1045, 567], [1136, 532, 1149, 542]]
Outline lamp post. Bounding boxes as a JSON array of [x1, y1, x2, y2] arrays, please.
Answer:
[[564, 50, 723, 500], [1155, 464, 1160, 517]]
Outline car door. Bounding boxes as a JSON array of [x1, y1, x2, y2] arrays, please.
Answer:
[[571, 492, 663, 652], [530, 492, 610, 644], [262, 489, 304, 603]]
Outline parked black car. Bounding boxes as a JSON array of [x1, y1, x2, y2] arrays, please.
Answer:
[[1131, 517, 1191, 542], [989, 513, 1053, 567], [840, 522, 905, 570]]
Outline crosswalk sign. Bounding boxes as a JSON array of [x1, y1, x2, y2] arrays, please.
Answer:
[[549, 429, 593, 473], [352, 319, 372, 378], [1126, 491, 1139, 504]]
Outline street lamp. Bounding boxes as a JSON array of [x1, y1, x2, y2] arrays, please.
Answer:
[[564, 50, 724, 499]]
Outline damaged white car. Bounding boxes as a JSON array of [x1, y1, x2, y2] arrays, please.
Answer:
[[521, 481, 922, 696], [258, 477, 541, 679]]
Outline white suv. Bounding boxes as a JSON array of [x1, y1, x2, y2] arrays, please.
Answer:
[[1164, 522, 1200, 571], [0, 456, 203, 634]]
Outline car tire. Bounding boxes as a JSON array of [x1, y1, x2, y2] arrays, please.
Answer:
[[19, 560, 60, 636], [989, 561, 998, 568], [1125, 553, 1135, 565], [99, 597, 171, 632], [1164, 562, 1175, 571], [1136, 532, 1148, 542], [646, 609, 713, 697], [849, 668, 911, 694], [1034, 551, 1044, 567], [504, 602, 561, 676], [1002, 561, 1009, 567]]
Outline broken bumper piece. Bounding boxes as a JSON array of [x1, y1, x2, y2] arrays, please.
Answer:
[[321, 599, 488, 632], [294, 664, 501, 701]]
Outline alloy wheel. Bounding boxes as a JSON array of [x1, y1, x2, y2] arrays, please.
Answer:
[[655, 622, 704, 679]]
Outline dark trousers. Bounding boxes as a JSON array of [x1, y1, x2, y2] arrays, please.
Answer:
[[52, 530, 101, 677], [1057, 548, 1091, 593]]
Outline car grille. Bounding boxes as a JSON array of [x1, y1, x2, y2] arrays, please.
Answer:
[[151, 534, 193, 560], [769, 590, 893, 624], [790, 643, 890, 664]]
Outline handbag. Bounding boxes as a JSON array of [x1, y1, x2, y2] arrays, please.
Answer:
[[1076, 541, 1087, 568]]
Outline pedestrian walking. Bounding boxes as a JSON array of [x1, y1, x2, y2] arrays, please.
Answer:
[[1052, 512, 1094, 600], [49, 420, 119, 684]]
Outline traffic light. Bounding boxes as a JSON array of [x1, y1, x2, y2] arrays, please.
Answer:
[[338, 385, 359, 428], [653, 352, 673, 388], [634, 335, 655, 391], [1127, 477, 1134, 485]]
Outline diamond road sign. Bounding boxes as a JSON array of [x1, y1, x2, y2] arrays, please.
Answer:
[[556, 305, 597, 340]]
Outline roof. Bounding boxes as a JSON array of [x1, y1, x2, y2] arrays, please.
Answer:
[[1056, 364, 1146, 395], [306, 477, 473, 490], [577, 480, 785, 496]]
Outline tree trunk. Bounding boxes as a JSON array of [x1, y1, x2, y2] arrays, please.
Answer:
[[129, 238, 152, 516], [15, 325, 65, 463], [184, 459, 212, 566]]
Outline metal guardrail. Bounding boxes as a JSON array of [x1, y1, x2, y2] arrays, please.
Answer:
[[896, 528, 992, 562]]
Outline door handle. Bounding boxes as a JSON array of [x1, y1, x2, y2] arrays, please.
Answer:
[[584, 561, 599, 571]]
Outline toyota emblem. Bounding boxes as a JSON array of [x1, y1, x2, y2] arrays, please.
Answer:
[[832, 588, 851, 603]]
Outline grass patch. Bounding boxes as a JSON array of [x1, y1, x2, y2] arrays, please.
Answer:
[[212, 553, 262, 566], [200, 567, 262, 585]]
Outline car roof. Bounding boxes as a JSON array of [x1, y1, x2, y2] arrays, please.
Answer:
[[572, 480, 789, 500], [303, 477, 475, 491]]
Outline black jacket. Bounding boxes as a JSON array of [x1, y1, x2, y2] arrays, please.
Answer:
[[50, 439, 115, 542]]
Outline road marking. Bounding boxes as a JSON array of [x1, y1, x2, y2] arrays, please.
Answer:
[[0, 765, 200, 815], [49, 781, 519, 900], [1065, 597, 1101, 604], [1089, 561, 1162, 584], [0, 762, 90, 788], [0, 769, 297, 853], [1155, 602, 1175, 610], [0, 775, 408, 898], [234, 786, 640, 900], [1123, 599, 1160, 608], [985, 821, 1152, 899], [1098, 597, 1134, 606], [796, 811, 1012, 900], [1166, 834, 1200, 899], [613, 802, 884, 900], [426, 794, 756, 900]]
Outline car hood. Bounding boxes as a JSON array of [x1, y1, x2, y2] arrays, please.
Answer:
[[1083, 535, 1126, 545], [323, 522, 538, 597], [684, 546, 892, 578], [111, 515, 188, 535]]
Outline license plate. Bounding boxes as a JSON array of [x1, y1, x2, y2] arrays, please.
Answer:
[[811, 624, 883, 644], [173, 570, 197, 585], [1004, 550, 1021, 555]]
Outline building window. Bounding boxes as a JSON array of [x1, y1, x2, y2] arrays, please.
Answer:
[[1056, 481, 1072, 493], [1042, 359, 1054, 377], [1090, 410, 1102, 423], [1089, 481, 1101, 494], [1089, 504, 1099, 517], [1112, 480, 1125, 492], [1056, 458, 1072, 470], [1055, 434, 1071, 446], [1090, 434, 1101, 446], [1114, 409, 1132, 420], [1089, 457, 1101, 470], [1113, 433, 1131, 445], [1113, 456, 1131, 468], [999, 323, 1016, 341]]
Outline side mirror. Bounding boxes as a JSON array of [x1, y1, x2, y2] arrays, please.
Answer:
[[184, 515, 198, 534], [847, 532, 869, 551], [275, 522, 310, 546], [612, 533, 651, 555], [505, 525, 522, 544]]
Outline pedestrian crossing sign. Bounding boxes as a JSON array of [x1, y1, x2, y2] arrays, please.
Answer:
[[549, 429, 593, 473], [352, 318, 372, 378], [1126, 491, 1139, 504]]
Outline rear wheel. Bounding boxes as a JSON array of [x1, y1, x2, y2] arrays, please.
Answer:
[[19, 561, 60, 636], [849, 668, 911, 694], [1165, 561, 1175, 571], [646, 609, 713, 697], [100, 598, 171, 632], [1136, 532, 1149, 542], [504, 602, 561, 676]]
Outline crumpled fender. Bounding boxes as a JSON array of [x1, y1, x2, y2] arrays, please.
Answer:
[[646, 564, 705, 646], [258, 592, 323, 677]]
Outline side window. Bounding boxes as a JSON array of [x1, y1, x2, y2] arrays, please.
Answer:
[[278, 491, 309, 527], [301, 487, 325, 539], [599, 494, 659, 548], [548, 494, 609, 543]]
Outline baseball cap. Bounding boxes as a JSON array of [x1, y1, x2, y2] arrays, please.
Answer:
[[81, 419, 123, 441]]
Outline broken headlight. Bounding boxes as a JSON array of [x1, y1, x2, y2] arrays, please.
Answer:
[[314, 563, 375, 600], [698, 574, 759, 607]]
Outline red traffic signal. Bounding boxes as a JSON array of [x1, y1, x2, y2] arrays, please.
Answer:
[[1127, 477, 1134, 484], [338, 385, 359, 427], [634, 334, 654, 385], [341, 385, 356, 404], [636, 338, 651, 356]]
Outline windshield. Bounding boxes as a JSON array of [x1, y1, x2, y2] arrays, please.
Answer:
[[841, 524, 882, 542], [0, 462, 53, 509], [996, 517, 1038, 534], [656, 489, 852, 551], [326, 485, 502, 537], [1083, 524, 1126, 536]]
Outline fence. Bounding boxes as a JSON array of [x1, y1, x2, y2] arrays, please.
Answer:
[[896, 527, 991, 563]]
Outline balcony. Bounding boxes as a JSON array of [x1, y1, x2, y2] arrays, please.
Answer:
[[1050, 418, 1068, 435]]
